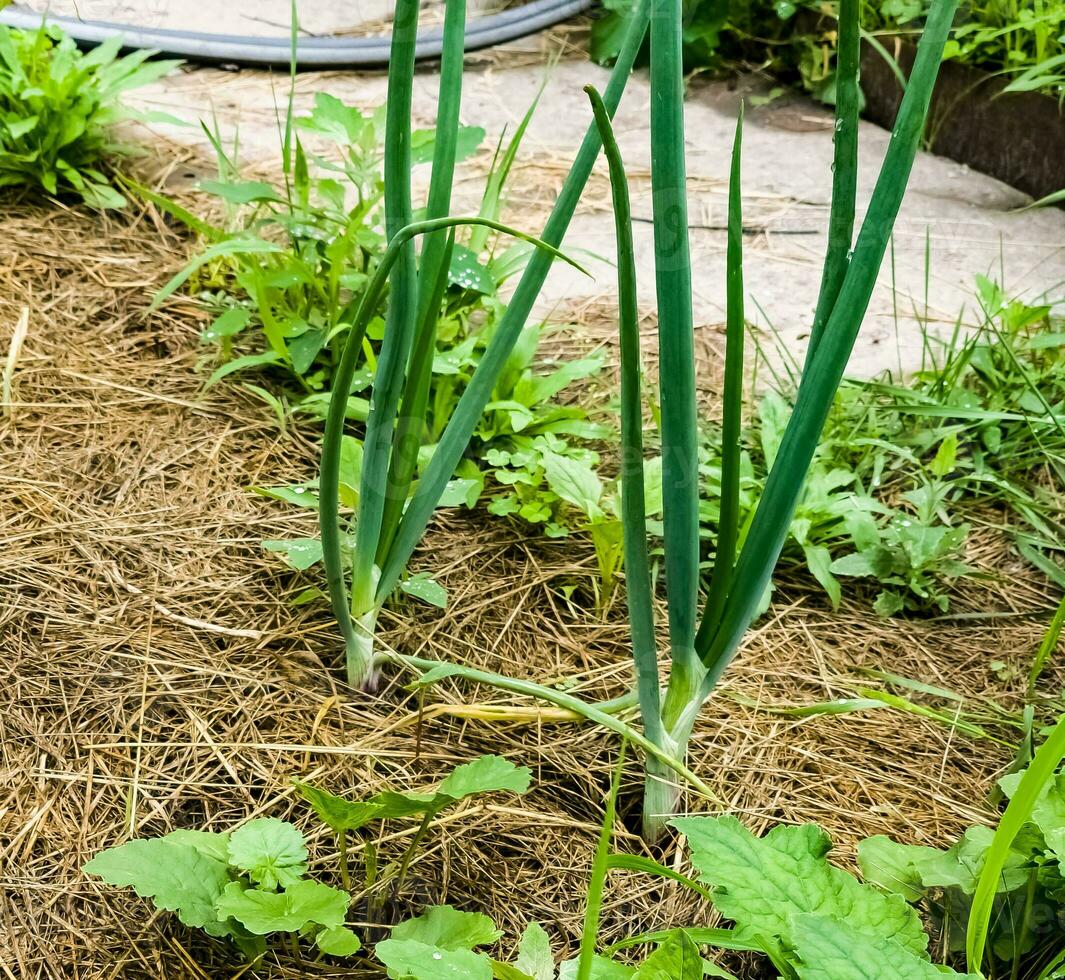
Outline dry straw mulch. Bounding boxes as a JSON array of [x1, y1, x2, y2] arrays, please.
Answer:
[[0, 200, 1058, 979]]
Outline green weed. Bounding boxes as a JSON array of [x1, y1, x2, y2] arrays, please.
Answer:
[[149, 87, 611, 615], [0, 24, 178, 207], [83, 754, 529, 964]]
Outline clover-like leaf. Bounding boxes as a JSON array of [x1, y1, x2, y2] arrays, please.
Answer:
[[83, 839, 229, 929], [673, 815, 928, 957], [226, 818, 308, 889], [215, 879, 348, 935]]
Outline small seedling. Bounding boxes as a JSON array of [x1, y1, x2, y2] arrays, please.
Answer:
[[83, 818, 359, 962], [83, 754, 529, 964], [297, 753, 531, 904]]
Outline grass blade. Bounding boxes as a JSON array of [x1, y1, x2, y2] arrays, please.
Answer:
[[1028, 593, 1065, 700], [604, 854, 713, 902], [607, 927, 760, 955], [649, 0, 699, 664], [966, 713, 1065, 972], [585, 84, 661, 743], [375, 0, 651, 606], [695, 0, 958, 680], [389, 649, 720, 801], [695, 107, 745, 651], [575, 744, 625, 980], [469, 82, 544, 254], [805, 0, 860, 366]]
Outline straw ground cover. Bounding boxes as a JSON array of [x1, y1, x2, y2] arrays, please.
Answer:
[[0, 191, 1061, 977]]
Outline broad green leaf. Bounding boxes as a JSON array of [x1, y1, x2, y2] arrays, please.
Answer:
[[287, 328, 327, 376], [1000, 769, 1065, 863], [829, 551, 882, 577], [296, 782, 385, 834], [542, 452, 603, 520], [151, 237, 283, 311], [376, 939, 493, 980], [253, 484, 318, 509], [931, 434, 958, 476], [295, 92, 369, 142], [392, 905, 502, 949], [411, 124, 486, 165], [83, 839, 229, 929], [436, 755, 532, 800], [633, 931, 702, 980], [514, 922, 555, 980], [449, 244, 495, 294], [803, 544, 840, 608], [437, 477, 483, 509], [162, 828, 232, 863], [493, 962, 537, 980], [969, 717, 1065, 970], [858, 835, 944, 902], [559, 956, 634, 980], [860, 827, 1027, 911], [226, 818, 308, 889], [206, 349, 285, 387], [317, 924, 363, 955], [673, 815, 928, 956], [790, 914, 980, 979], [202, 307, 251, 344], [524, 355, 604, 406], [198, 179, 283, 205], [400, 573, 448, 608], [215, 878, 348, 934], [262, 537, 323, 571]]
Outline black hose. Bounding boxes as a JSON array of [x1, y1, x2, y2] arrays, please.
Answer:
[[0, 0, 594, 66]]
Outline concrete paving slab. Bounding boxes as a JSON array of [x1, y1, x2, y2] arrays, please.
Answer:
[[33, 1, 1063, 378]]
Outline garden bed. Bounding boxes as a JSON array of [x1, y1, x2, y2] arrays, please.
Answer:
[[3, 3, 1065, 973], [1, 196, 1058, 979], [859, 36, 1065, 204]]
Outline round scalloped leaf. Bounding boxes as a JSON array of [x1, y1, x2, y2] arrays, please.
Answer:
[[227, 818, 308, 889], [215, 879, 348, 935], [83, 839, 229, 929], [392, 905, 502, 950], [376, 939, 493, 980]]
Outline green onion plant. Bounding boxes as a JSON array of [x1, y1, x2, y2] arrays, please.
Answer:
[[320, 0, 654, 687], [589, 0, 959, 837], [319, 0, 959, 838]]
